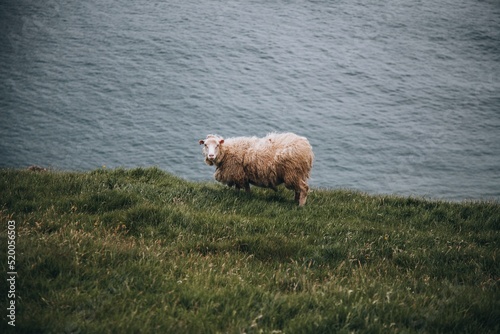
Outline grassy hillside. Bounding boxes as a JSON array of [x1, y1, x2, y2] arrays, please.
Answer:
[[1, 167, 499, 333]]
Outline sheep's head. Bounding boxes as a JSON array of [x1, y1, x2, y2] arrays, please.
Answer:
[[199, 135, 224, 166]]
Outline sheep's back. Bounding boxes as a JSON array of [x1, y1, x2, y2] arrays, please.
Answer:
[[244, 133, 313, 185]]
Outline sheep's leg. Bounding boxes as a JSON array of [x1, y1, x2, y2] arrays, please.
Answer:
[[298, 191, 307, 206], [297, 180, 309, 206], [244, 183, 251, 193], [294, 190, 308, 206], [285, 177, 309, 206]]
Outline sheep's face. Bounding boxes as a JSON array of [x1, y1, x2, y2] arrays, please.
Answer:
[[199, 136, 224, 165]]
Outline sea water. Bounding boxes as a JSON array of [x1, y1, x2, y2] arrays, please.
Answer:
[[1, 0, 499, 201]]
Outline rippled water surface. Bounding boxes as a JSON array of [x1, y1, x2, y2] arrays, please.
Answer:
[[1, 0, 499, 200]]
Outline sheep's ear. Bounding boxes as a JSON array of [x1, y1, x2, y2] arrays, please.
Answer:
[[199, 139, 205, 145], [219, 139, 224, 145]]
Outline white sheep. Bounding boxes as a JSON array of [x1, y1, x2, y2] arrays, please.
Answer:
[[199, 133, 314, 206]]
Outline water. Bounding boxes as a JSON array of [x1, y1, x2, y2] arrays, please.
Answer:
[[1, 0, 499, 201]]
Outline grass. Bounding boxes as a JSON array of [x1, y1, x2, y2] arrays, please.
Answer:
[[0, 167, 498, 333]]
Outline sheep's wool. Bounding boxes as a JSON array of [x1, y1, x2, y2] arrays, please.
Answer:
[[200, 132, 313, 206]]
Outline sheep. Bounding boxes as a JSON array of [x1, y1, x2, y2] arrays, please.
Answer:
[[199, 133, 314, 206]]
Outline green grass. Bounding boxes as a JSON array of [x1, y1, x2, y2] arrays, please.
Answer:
[[1, 167, 499, 333]]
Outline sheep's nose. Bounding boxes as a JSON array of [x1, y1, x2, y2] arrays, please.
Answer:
[[208, 154, 215, 159]]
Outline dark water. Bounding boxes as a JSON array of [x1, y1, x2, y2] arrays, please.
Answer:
[[1, 0, 499, 201]]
